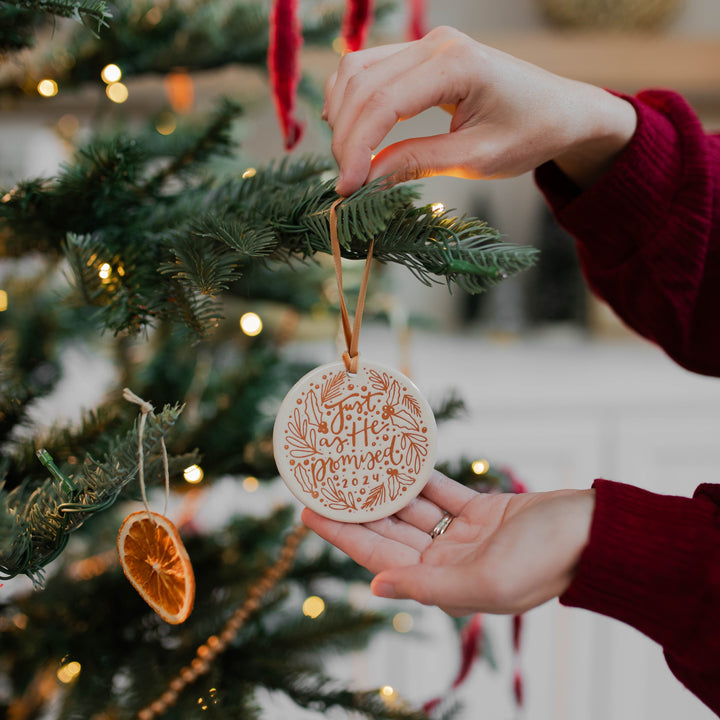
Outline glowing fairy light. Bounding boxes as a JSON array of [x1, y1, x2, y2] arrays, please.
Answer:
[[392, 612, 413, 633], [242, 167, 257, 179], [101, 64, 122, 84], [471, 459, 490, 475], [183, 464, 204, 484], [98, 263, 112, 281], [431, 202, 445, 215], [37, 79, 58, 97], [243, 476, 259, 492], [302, 595, 325, 619], [0, 290, 7, 312], [106, 82, 129, 104], [57, 661, 81, 684], [155, 111, 177, 136], [239, 312, 263, 337], [379, 686, 398, 704]]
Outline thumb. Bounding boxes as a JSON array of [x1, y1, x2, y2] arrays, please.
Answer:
[[367, 131, 483, 187], [371, 562, 476, 609]]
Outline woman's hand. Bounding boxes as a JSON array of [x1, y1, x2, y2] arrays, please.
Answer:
[[324, 26, 637, 196], [302, 470, 595, 616]]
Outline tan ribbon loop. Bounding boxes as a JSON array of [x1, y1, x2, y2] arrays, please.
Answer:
[[329, 197, 374, 374]]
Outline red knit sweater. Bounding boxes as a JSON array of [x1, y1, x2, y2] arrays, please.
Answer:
[[535, 90, 720, 713]]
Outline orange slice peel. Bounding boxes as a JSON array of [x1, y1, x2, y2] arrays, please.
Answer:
[[117, 510, 195, 624]]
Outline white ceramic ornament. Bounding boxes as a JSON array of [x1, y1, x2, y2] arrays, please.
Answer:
[[273, 358, 437, 522]]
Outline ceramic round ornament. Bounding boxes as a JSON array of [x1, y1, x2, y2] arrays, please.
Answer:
[[273, 358, 437, 522]]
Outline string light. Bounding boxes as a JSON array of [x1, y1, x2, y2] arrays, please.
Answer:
[[239, 312, 263, 337], [302, 595, 325, 619], [155, 110, 177, 136], [101, 63, 122, 84], [106, 82, 129, 104], [143, 7, 163, 26], [241, 167, 257, 179], [183, 464, 204, 484], [12, 613, 27, 629], [471, 459, 490, 475], [37, 79, 58, 97], [57, 114, 79, 137], [243, 476, 259, 492], [392, 611, 413, 633], [379, 685, 398, 704], [98, 262, 112, 282], [0, 290, 7, 312], [431, 202, 445, 215], [57, 661, 82, 684]]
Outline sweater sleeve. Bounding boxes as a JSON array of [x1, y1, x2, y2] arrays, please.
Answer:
[[535, 89, 720, 377], [560, 480, 720, 714]]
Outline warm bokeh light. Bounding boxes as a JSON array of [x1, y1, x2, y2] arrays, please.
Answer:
[[431, 202, 445, 215], [101, 63, 122, 84], [57, 661, 82, 684], [239, 312, 263, 337], [379, 685, 398, 703], [98, 262, 112, 281], [57, 114, 79, 137], [37, 79, 58, 97], [392, 611, 413, 633], [106, 82, 129, 104], [243, 476, 259, 492], [144, 7, 163, 26], [183, 464, 204, 484], [155, 111, 177, 136], [471, 458, 490, 475], [0, 290, 7, 312], [242, 167, 257, 179], [302, 595, 325, 619]]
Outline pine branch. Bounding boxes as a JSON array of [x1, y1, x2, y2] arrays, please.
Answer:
[[2, 104, 537, 338], [0, 0, 109, 53], [0, 402, 185, 583]]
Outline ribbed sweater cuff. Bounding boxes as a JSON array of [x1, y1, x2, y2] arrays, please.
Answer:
[[560, 479, 719, 652]]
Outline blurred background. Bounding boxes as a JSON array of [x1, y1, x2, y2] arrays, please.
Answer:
[[1, 1, 720, 719]]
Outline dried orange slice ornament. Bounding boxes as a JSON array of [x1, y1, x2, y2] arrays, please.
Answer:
[[117, 510, 195, 624]]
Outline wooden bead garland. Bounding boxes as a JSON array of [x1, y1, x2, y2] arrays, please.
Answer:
[[135, 524, 308, 719]]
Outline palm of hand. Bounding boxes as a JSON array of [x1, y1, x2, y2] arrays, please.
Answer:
[[302, 471, 592, 617]]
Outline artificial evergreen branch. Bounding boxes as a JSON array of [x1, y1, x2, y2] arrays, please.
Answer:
[[0, 402, 185, 582]]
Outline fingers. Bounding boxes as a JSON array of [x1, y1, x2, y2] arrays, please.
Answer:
[[324, 42, 411, 127], [420, 469, 477, 517], [301, 507, 420, 574], [332, 59, 466, 196], [326, 27, 479, 195]]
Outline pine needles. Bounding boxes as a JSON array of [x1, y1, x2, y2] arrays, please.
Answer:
[[1, 100, 537, 338]]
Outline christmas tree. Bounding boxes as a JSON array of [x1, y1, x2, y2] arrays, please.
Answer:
[[0, 1, 537, 717]]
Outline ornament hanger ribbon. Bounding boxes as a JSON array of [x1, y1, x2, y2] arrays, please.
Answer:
[[329, 197, 374, 374]]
